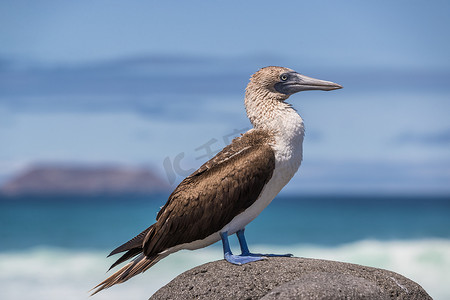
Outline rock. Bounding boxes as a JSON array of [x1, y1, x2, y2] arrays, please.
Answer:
[[262, 273, 387, 300], [150, 257, 431, 300]]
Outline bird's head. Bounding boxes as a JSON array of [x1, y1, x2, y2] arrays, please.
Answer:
[[247, 66, 342, 100]]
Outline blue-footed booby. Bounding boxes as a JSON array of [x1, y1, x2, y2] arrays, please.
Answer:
[[92, 66, 342, 294]]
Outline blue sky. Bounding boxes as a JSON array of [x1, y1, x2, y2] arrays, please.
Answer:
[[1, 1, 449, 69], [0, 1, 449, 194]]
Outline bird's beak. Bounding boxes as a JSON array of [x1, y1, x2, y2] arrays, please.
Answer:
[[292, 73, 343, 92], [275, 73, 342, 95]]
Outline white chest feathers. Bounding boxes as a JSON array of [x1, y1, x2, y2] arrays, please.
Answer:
[[271, 105, 304, 184], [222, 106, 304, 235]]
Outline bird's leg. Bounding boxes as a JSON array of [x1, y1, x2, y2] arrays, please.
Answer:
[[220, 231, 264, 265], [236, 228, 293, 258], [236, 228, 251, 255]]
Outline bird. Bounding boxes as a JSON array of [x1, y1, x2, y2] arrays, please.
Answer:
[[92, 66, 342, 294]]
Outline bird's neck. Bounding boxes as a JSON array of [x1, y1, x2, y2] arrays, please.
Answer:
[[245, 86, 305, 180], [244, 87, 304, 136]]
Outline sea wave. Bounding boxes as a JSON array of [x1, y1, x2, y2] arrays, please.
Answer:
[[0, 239, 449, 300]]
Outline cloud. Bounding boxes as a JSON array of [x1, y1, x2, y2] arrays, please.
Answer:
[[1, 53, 449, 111], [394, 129, 450, 146], [285, 159, 450, 195], [0, 54, 272, 115]]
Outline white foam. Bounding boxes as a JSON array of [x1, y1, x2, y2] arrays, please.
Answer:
[[0, 239, 449, 300], [0, 246, 220, 300]]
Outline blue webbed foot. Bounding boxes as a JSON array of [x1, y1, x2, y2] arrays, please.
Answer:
[[221, 230, 294, 266], [224, 252, 265, 265], [235, 229, 293, 259]]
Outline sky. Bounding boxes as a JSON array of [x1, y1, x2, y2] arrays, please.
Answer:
[[0, 0, 449, 194]]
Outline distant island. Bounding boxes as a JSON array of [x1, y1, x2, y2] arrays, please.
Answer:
[[0, 165, 170, 196]]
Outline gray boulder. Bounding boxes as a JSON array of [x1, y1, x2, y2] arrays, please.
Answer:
[[150, 257, 431, 300]]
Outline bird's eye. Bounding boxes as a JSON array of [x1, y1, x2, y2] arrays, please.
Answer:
[[280, 74, 288, 81]]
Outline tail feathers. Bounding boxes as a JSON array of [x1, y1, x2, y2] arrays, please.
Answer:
[[91, 253, 159, 295], [108, 226, 153, 257], [108, 248, 142, 271], [92, 225, 161, 295]]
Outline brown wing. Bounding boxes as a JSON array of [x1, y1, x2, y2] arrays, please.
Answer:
[[143, 130, 275, 256]]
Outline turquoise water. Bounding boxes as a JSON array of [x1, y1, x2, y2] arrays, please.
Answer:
[[1, 194, 449, 249], [1, 194, 449, 299]]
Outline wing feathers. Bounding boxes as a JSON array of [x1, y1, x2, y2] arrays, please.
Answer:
[[93, 129, 275, 293], [143, 131, 275, 256]]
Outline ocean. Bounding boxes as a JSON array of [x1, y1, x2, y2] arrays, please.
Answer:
[[1, 194, 449, 299]]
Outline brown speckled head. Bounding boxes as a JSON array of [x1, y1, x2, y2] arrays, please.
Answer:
[[245, 66, 342, 128], [249, 66, 295, 95]]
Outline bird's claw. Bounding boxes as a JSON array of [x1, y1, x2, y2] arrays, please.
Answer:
[[242, 252, 293, 258]]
